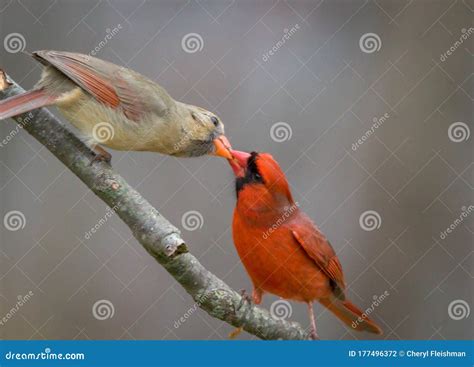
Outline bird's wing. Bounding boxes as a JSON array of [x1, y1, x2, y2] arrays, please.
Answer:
[[290, 216, 346, 296], [33, 50, 175, 122]]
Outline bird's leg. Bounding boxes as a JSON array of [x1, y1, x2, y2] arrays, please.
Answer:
[[239, 289, 253, 304], [229, 290, 251, 339], [229, 288, 263, 339], [239, 287, 263, 306], [252, 288, 263, 305], [307, 302, 319, 340], [90, 144, 112, 164]]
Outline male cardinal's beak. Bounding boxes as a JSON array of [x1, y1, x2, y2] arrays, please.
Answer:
[[228, 150, 251, 177], [212, 136, 233, 159]]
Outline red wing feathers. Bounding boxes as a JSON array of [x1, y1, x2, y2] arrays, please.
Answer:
[[34, 50, 121, 108], [290, 218, 346, 293]]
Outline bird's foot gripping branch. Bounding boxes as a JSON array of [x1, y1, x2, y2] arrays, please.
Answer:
[[0, 70, 309, 340]]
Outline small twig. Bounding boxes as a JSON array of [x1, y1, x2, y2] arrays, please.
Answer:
[[0, 71, 309, 340]]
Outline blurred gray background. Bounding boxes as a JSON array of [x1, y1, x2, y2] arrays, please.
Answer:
[[0, 0, 472, 340]]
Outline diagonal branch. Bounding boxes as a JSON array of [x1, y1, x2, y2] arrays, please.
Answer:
[[0, 71, 309, 340]]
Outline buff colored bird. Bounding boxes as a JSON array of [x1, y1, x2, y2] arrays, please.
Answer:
[[0, 50, 232, 161], [227, 150, 382, 339]]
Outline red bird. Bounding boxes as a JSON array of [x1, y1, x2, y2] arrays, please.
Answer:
[[228, 150, 382, 339]]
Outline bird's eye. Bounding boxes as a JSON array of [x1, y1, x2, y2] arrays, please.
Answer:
[[254, 172, 262, 180], [211, 116, 219, 126], [191, 112, 198, 121]]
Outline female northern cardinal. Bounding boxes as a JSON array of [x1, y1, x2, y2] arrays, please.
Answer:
[[0, 50, 232, 161], [228, 150, 382, 339]]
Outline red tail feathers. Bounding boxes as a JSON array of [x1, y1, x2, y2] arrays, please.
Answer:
[[320, 297, 383, 335], [0, 89, 55, 120]]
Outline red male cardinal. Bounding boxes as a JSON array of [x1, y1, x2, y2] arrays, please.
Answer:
[[228, 150, 382, 339], [0, 50, 232, 161]]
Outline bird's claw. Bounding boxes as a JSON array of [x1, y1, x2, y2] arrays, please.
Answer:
[[309, 330, 319, 340], [90, 153, 112, 165], [240, 289, 253, 304], [228, 326, 243, 339], [89, 144, 112, 165], [237, 289, 254, 310], [232, 290, 253, 338]]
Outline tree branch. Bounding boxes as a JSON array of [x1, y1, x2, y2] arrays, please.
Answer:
[[0, 71, 309, 340]]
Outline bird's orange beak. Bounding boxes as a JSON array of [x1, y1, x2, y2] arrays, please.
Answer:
[[228, 150, 251, 177], [212, 136, 233, 159]]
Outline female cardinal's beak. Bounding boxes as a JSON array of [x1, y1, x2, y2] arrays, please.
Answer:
[[228, 150, 251, 177], [212, 136, 233, 159]]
